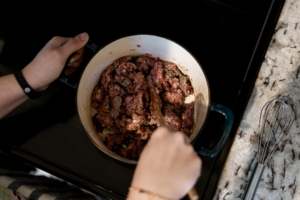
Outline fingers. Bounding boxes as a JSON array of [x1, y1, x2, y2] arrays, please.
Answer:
[[69, 48, 84, 63], [183, 134, 190, 144], [152, 126, 175, 138], [152, 126, 192, 146], [67, 48, 84, 67], [60, 32, 89, 57], [64, 47, 85, 76], [159, 125, 176, 132], [64, 67, 78, 76], [49, 36, 71, 48]]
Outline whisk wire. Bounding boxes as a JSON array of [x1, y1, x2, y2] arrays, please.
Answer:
[[260, 107, 276, 163], [257, 96, 296, 164], [264, 110, 295, 164], [264, 107, 295, 164], [257, 100, 274, 163], [259, 99, 281, 163]]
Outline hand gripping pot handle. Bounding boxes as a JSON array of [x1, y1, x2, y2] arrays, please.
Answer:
[[58, 39, 100, 88], [194, 102, 234, 157]]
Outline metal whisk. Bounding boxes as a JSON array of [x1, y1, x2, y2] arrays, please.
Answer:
[[243, 96, 296, 200]]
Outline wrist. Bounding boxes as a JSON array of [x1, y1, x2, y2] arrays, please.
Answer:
[[9, 74, 29, 99], [127, 189, 149, 200], [127, 187, 176, 200], [131, 179, 177, 200], [22, 64, 48, 92]]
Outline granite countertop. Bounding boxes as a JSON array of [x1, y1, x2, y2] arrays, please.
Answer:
[[213, 0, 300, 199]]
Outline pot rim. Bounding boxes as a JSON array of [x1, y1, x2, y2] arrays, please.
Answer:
[[76, 33, 212, 164]]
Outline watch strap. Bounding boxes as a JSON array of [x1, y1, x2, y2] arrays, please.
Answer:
[[13, 66, 41, 100]]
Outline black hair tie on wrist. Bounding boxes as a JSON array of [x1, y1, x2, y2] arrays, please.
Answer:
[[13, 66, 41, 100]]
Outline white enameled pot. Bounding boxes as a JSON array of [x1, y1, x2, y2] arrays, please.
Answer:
[[77, 35, 233, 164]]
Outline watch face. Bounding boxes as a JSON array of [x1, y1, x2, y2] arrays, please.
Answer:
[[24, 87, 31, 93]]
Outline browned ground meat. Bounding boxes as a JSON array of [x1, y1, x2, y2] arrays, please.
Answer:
[[179, 74, 194, 96], [108, 83, 124, 98], [136, 125, 156, 140], [91, 56, 195, 160], [164, 61, 177, 71], [163, 110, 182, 131], [122, 95, 135, 116], [95, 112, 116, 130], [114, 57, 136, 75], [106, 134, 125, 150], [101, 65, 114, 91], [135, 56, 155, 72], [110, 96, 122, 119], [118, 136, 146, 160], [161, 89, 184, 105], [133, 72, 145, 94], [114, 75, 134, 94], [92, 85, 105, 103]]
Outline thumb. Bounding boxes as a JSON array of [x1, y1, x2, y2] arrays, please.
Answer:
[[60, 32, 89, 56]]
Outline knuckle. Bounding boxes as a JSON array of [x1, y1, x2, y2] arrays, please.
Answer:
[[199, 157, 202, 166], [195, 155, 202, 167], [157, 126, 170, 134], [197, 158, 202, 176], [51, 36, 60, 42], [70, 37, 81, 47], [184, 134, 190, 143], [153, 127, 169, 138], [186, 145, 195, 153], [174, 132, 184, 143], [187, 146, 197, 158]]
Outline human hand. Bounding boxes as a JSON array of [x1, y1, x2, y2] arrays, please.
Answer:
[[22, 32, 89, 91], [129, 126, 202, 200]]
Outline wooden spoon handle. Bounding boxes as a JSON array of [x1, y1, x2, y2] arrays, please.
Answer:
[[149, 87, 165, 126], [149, 87, 199, 200], [188, 187, 199, 200]]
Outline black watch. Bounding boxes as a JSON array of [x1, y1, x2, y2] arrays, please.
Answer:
[[13, 66, 41, 100]]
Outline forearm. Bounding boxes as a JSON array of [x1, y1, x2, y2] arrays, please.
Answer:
[[0, 74, 28, 119]]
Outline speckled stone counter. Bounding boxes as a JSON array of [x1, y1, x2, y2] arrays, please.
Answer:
[[213, 0, 300, 199]]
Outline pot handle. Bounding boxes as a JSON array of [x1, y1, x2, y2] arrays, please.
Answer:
[[194, 102, 234, 157], [58, 39, 100, 88]]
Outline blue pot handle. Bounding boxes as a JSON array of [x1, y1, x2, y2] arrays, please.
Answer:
[[58, 39, 100, 88], [194, 102, 234, 157]]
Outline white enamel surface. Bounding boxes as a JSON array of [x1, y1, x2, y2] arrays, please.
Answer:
[[77, 35, 210, 164]]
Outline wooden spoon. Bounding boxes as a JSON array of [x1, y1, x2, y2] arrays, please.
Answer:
[[149, 87, 199, 200], [149, 87, 165, 126]]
